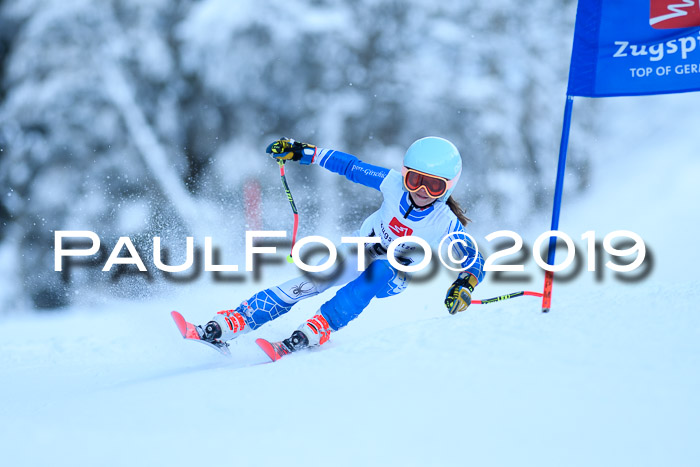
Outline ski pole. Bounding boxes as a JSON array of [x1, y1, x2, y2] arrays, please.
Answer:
[[278, 160, 299, 263], [472, 290, 543, 305]]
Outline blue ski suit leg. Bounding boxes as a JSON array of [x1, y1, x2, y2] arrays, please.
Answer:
[[238, 243, 363, 330], [319, 259, 407, 331], [239, 248, 408, 331]]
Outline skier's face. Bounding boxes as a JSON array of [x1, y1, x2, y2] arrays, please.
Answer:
[[409, 187, 438, 207]]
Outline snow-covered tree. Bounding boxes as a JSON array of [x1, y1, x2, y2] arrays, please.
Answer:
[[0, 0, 595, 310]]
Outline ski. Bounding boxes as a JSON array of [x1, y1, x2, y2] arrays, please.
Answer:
[[171, 311, 231, 356], [255, 338, 293, 362]]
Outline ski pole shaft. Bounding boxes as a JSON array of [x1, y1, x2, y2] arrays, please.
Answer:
[[472, 290, 543, 305], [278, 160, 299, 262]]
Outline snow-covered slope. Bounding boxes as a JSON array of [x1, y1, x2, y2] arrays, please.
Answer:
[[1, 93, 699, 467]]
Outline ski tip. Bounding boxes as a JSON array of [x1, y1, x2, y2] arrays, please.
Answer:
[[171, 311, 188, 338], [255, 338, 282, 362]]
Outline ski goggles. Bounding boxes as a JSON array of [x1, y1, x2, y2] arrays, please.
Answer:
[[402, 167, 454, 198]]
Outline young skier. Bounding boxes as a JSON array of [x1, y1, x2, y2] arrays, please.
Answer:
[[199, 136, 485, 360]]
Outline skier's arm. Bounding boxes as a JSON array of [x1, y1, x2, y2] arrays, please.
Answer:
[[267, 138, 390, 191], [312, 148, 390, 191], [443, 223, 485, 314]]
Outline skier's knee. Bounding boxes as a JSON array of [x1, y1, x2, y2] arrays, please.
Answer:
[[375, 267, 409, 298], [319, 260, 396, 330]]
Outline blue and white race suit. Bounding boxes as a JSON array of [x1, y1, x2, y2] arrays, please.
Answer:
[[239, 149, 485, 331]]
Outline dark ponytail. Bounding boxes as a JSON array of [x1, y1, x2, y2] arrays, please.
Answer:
[[446, 196, 471, 226]]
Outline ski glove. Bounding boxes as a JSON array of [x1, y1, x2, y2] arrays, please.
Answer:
[[266, 137, 316, 165], [445, 272, 478, 314]]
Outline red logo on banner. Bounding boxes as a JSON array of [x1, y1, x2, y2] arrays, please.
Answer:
[[650, 0, 700, 29], [388, 217, 413, 237]]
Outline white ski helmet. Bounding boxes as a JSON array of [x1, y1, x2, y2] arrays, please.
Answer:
[[402, 136, 462, 202]]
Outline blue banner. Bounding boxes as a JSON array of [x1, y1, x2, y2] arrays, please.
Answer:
[[568, 0, 700, 97]]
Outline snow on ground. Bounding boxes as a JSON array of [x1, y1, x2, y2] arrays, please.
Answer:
[[1, 93, 700, 467]]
